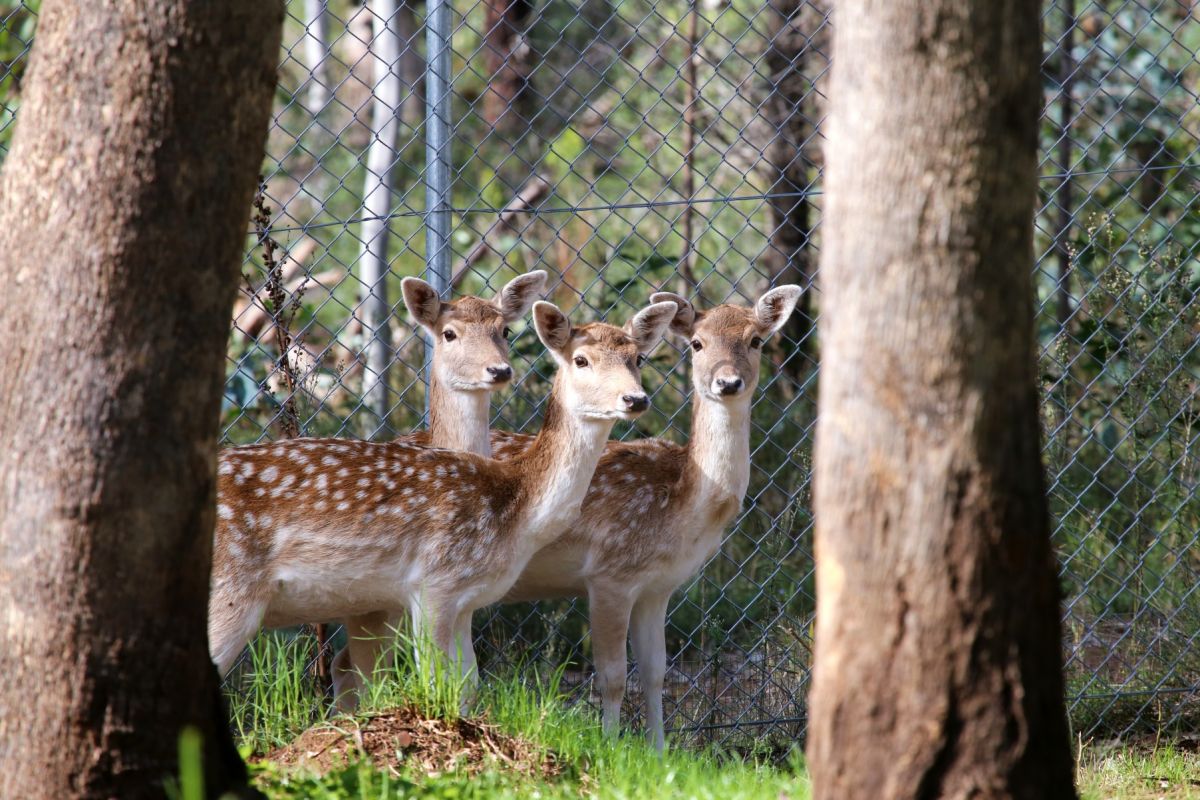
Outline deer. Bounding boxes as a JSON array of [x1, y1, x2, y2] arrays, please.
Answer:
[[208, 299, 680, 707], [328, 285, 802, 750], [211, 270, 545, 685]]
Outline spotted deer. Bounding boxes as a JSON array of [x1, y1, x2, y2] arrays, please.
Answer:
[[211, 269, 544, 697], [208, 300, 679, 699], [329, 286, 801, 749], [503, 287, 801, 750], [318, 270, 545, 707]]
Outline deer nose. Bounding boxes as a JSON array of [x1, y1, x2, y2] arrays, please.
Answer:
[[486, 365, 513, 382], [622, 394, 649, 413], [716, 376, 744, 396]]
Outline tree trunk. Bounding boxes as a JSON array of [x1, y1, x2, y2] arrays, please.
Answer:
[[0, 3, 282, 798], [482, 0, 534, 130], [357, 0, 407, 437], [763, 0, 827, 377], [808, 2, 1077, 798], [303, 0, 330, 115]]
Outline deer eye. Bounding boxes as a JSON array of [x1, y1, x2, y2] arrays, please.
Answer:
[[750, 336, 764, 349], [574, 355, 589, 368], [690, 339, 703, 351], [502, 326, 512, 340], [443, 329, 457, 342], [636, 354, 646, 367]]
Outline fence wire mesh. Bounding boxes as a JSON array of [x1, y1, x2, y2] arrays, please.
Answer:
[[2, 0, 1200, 747]]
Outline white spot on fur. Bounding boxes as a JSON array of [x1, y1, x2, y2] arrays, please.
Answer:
[[322, 455, 338, 466], [270, 474, 296, 497], [261, 465, 279, 482], [218, 504, 233, 520], [336, 501, 350, 511], [337, 467, 350, 478], [316, 473, 328, 491], [219, 461, 234, 476]]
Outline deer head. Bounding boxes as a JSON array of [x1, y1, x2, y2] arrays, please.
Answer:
[[531, 300, 677, 421], [402, 270, 547, 391], [650, 286, 802, 402]]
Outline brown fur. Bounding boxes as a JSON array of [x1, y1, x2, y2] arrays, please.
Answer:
[[207, 301, 678, 698]]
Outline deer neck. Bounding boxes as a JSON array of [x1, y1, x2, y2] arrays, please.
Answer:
[[512, 381, 614, 552], [680, 393, 752, 509], [428, 372, 493, 457]]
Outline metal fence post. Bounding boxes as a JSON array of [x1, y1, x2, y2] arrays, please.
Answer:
[[424, 0, 453, 418]]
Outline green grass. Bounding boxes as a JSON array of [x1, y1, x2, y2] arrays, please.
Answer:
[[225, 631, 809, 799], [1078, 744, 1200, 799], [222, 632, 1199, 799]]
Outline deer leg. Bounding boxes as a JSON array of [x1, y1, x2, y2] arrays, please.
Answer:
[[453, 609, 479, 713], [630, 591, 671, 753], [333, 610, 392, 712], [588, 582, 634, 737]]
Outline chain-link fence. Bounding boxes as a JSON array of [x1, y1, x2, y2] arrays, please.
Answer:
[[3, 0, 1200, 748]]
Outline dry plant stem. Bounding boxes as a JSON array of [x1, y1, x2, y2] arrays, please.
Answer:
[[678, 0, 701, 298], [252, 180, 332, 689], [251, 179, 304, 440]]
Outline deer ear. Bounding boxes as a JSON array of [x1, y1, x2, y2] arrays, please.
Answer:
[[625, 300, 678, 355], [532, 301, 572, 358], [493, 269, 548, 322], [402, 277, 442, 331], [649, 291, 697, 338], [754, 285, 802, 337]]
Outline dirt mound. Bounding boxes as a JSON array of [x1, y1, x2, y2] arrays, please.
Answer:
[[261, 707, 559, 779]]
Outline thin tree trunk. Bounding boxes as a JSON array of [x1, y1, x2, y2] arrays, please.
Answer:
[[304, 0, 330, 115], [398, 0, 425, 129], [678, 0, 702, 297], [0, 2, 282, 798], [482, 0, 534, 130], [1055, 0, 1075, 330], [358, 0, 403, 436], [763, 0, 826, 377], [808, 2, 1077, 798]]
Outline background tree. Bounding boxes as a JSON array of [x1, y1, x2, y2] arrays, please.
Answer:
[[0, 2, 282, 798], [807, 1, 1077, 797]]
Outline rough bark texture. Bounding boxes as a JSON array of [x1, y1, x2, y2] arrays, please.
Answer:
[[808, 2, 1077, 799], [0, 2, 283, 798], [763, 0, 827, 376]]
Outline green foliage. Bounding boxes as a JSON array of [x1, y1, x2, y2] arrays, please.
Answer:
[[226, 631, 329, 754]]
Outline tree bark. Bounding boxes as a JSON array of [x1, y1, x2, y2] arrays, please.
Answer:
[[763, 0, 827, 377], [0, 2, 282, 798], [808, 2, 1077, 799], [482, 0, 534, 130], [357, 0, 405, 437]]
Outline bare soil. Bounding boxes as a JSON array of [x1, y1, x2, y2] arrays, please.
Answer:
[[260, 707, 560, 779]]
